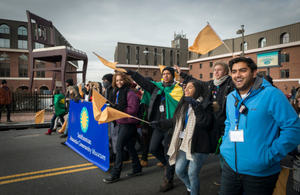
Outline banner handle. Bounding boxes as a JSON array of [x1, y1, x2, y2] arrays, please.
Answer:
[[131, 116, 150, 124], [223, 42, 234, 57]]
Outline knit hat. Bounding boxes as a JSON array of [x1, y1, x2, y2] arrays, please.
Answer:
[[162, 67, 175, 78], [65, 79, 73, 86], [1, 79, 7, 84], [102, 74, 113, 84]]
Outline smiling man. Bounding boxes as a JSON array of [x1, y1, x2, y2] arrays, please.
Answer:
[[219, 57, 300, 195]]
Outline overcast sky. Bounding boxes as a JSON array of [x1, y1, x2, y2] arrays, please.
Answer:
[[1, 0, 300, 83]]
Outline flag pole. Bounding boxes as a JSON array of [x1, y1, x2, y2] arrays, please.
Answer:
[[131, 116, 150, 124], [223, 42, 234, 57]]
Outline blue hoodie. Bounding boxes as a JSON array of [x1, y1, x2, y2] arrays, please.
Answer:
[[220, 76, 300, 177]]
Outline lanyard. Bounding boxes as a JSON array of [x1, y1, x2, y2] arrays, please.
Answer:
[[234, 87, 253, 130], [184, 109, 189, 128], [161, 94, 165, 103], [116, 91, 120, 104]]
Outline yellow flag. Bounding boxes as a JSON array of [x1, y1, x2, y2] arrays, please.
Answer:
[[93, 52, 127, 73], [59, 119, 67, 133], [189, 23, 223, 55], [272, 166, 290, 195], [92, 89, 107, 121], [98, 107, 132, 124], [78, 84, 84, 99], [35, 109, 45, 124], [158, 65, 180, 81]]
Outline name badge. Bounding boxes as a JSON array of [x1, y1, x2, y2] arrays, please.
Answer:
[[229, 130, 244, 142], [159, 104, 164, 112], [179, 130, 185, 139]]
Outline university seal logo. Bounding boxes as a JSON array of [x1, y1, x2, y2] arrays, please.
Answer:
[[80, 107, 89, 133]]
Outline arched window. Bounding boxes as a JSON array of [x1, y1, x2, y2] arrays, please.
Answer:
[[0, 24, 10, 48], [154, 48, 157, 65], [18, 26, 28, 49], [198, 54, 201, 58], [145, 47, 148, 65], [19, 54, 28, 77], [280, 33, 289, 44], [136, 47, 139, 65], [170, 50, 173, 66], [240, 42, 247, 51], [189, 51, 192, 60], [208, 50, 212, 56], [126, 46, 130, 64], [0, 53, 10, 77], [162, 49, 165, 65], [36, 60, 45, 78], [176, 50, 180, 66], [258, 38, 266, 48]]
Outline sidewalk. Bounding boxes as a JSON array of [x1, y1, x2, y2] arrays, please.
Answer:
[[0, 112, 53, 131]]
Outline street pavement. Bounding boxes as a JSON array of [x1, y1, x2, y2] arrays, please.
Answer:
[[0, 127, 298, 195]]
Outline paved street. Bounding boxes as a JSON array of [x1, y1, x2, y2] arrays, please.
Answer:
[[0, 128, 298, 195]]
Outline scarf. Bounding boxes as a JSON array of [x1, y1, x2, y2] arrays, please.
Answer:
[[167, 97, 203, 165], [141, 81, 183, 119], [115, 85, 129, 112], [213, 75, 229, 86]]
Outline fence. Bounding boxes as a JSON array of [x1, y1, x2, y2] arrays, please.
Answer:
[[2, 91, 54, 113]]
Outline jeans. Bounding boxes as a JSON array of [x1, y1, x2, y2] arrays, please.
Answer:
[[0, 104, 11, 120], [219, 153, 225, 170], [175, 150, 208, 195], [50, 114, 65, 130], [220, 161, 279, 195], [64, 114, 69, 135], [111, 124, 142, 178], [149, 128, 175, 180]]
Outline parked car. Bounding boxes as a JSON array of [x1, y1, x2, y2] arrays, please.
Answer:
[[285, 94, 293, 102]]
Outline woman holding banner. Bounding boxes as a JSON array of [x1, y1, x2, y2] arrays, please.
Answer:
[[103, 72, 142, 183]]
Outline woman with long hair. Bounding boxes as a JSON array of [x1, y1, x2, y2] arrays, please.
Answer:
[[150, 80, 215, 195], [103, 72, 142, 183]]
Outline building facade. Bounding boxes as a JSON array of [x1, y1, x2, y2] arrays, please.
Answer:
[[0, 18, 77, 92]]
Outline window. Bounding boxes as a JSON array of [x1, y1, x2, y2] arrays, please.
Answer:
[[0, 24, 9, 34], [258, 71, 266, 77], [199, 74, 202, 79], [136, 47, 139, 65], [200, 63, 202, 69], [280, 69, 289, 78], [0, 38, 10, 48], [259, 38, 266, 48], [126, 46, 130, 64], [153, 70, 157, 76], [18, 26, 27, 36], [0, 53, 10, 77], [189, 52, 191, 60], [208, 51, 212, 56], [210, 61, 213, 67], [281, 53, 289, 63], [36, 60, 45, 78], [154, 48, 157, 65], [19, 54, 28, 77], [198, 54, 201, 58], [145, 47, 148, 65], [177, 50, 179, 66], [0, 24, 10, 48], [190, 65, 193, 70], [210, 73, 213, 78], [241, 42, 247, 51], [170, 50, 173, 66], [18, 40, 28, 49], [35, 43, 44, 49], [162, 49, 165, 65], [280, 33, 289, 44]]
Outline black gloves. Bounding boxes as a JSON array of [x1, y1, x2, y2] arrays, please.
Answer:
[[184, 97, 199, 106], [125, 69, 134, 76], [74, 97, 80, 103], [150, 121, 159, 129]]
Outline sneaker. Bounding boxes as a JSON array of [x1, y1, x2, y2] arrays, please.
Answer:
[[214, 179, 221, 186], [60, 134, 68, 138], [103, 176, 120, 183], [159, 178, 174, 192], [157, 162, 164, 167], [140, 160, 148, 167], [7, 119, 12, 122], [126, 171, 142, 177]]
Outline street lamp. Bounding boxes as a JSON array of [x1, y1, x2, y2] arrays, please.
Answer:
[[143, 50, 163, 65], [236, 25, 245, 57]]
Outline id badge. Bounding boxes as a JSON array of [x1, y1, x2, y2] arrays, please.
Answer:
[[159, 104, 164, 112], [229, 130, 244, 142], [179, 131, 185, 139]]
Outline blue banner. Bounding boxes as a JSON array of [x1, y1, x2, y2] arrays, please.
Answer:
[[65, 101, 110, 172]]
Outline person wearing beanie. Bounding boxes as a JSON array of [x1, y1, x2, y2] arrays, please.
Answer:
[[125, 67, 183, 192], [0, 79, 12, 123]]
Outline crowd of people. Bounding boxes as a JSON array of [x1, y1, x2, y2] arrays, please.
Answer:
[[41, 57, 300, 195]]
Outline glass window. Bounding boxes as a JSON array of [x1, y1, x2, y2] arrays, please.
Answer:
[[198, 54, 201, 58], [281, 53, 290, 63], [36, 60, 45, 78], [199, 74, 202, 79], [0, 53, 10, 77], [0, 38, 10, 48], [126, 46, 130, 64], [259, 38, 266, 48], [136, 47, 139, 65], [200, 63, 202, 69], [189, 52, 191, 60], [177, 50, 179, 66], [162, 49, 165, 65], [210, 73, 213, 78], [19, 54, 28, 77], [18, 26, 27, 36], [210, 61, 213, 67], [190, 65, 193, 70], [145, 47, 148, 65], [281, 33, 289, 44], [154, 48, 157, 65], [35, 43, 44, 49], [241, 42, 247, 51], [0, 24, 10, 34], [170, 50, 173, 66], [280, 69, 289, 78], [208, 51, 212, 56], [18, 40, 28, 49]]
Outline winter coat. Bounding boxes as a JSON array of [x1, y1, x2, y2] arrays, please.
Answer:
[[65, 85, 80, 111], [0, 86, 12, 105], [221, 76, 300, 177], [115, 90, 139, 125], [158, 99, 212, 154]]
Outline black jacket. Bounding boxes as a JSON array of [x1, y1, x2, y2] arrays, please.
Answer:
[[105, 85, 116, 104], [158, 99, 212, 154]]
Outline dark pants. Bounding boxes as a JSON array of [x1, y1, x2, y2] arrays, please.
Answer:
[[149, 128, 175, 180], [111, 124, 142, 178], [50, 114, 65, 130], [0, 104, 11, 121], [220, 161, 279, 195]]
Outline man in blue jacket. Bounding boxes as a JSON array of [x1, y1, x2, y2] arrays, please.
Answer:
[[220, 57, 300, 195]]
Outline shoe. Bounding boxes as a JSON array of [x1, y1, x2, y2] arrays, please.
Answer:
[[61, 141, 66, 146], [52, 129, 57, 132], [140, 160, 148, 167], [60, 134, 68, 138], [44, 129, 52, 135], [157, 162, 164, 167], [126, 171, 142, 177], [103, 176, 120, 183], [214, 179, 221, 186], [159, 177, 174, 192], [7, 119, 12, 122]]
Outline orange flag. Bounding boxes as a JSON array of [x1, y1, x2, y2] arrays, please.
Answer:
[[159, 65, 179, 81], [189, 23, 223, 55], [98, 107, 132, 124], [78, 84, 84, 98], [272, 166, 290, 195], [92, 89, 107, 121], [35, 109, 45, 124], [93, 52, 127, 73]]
